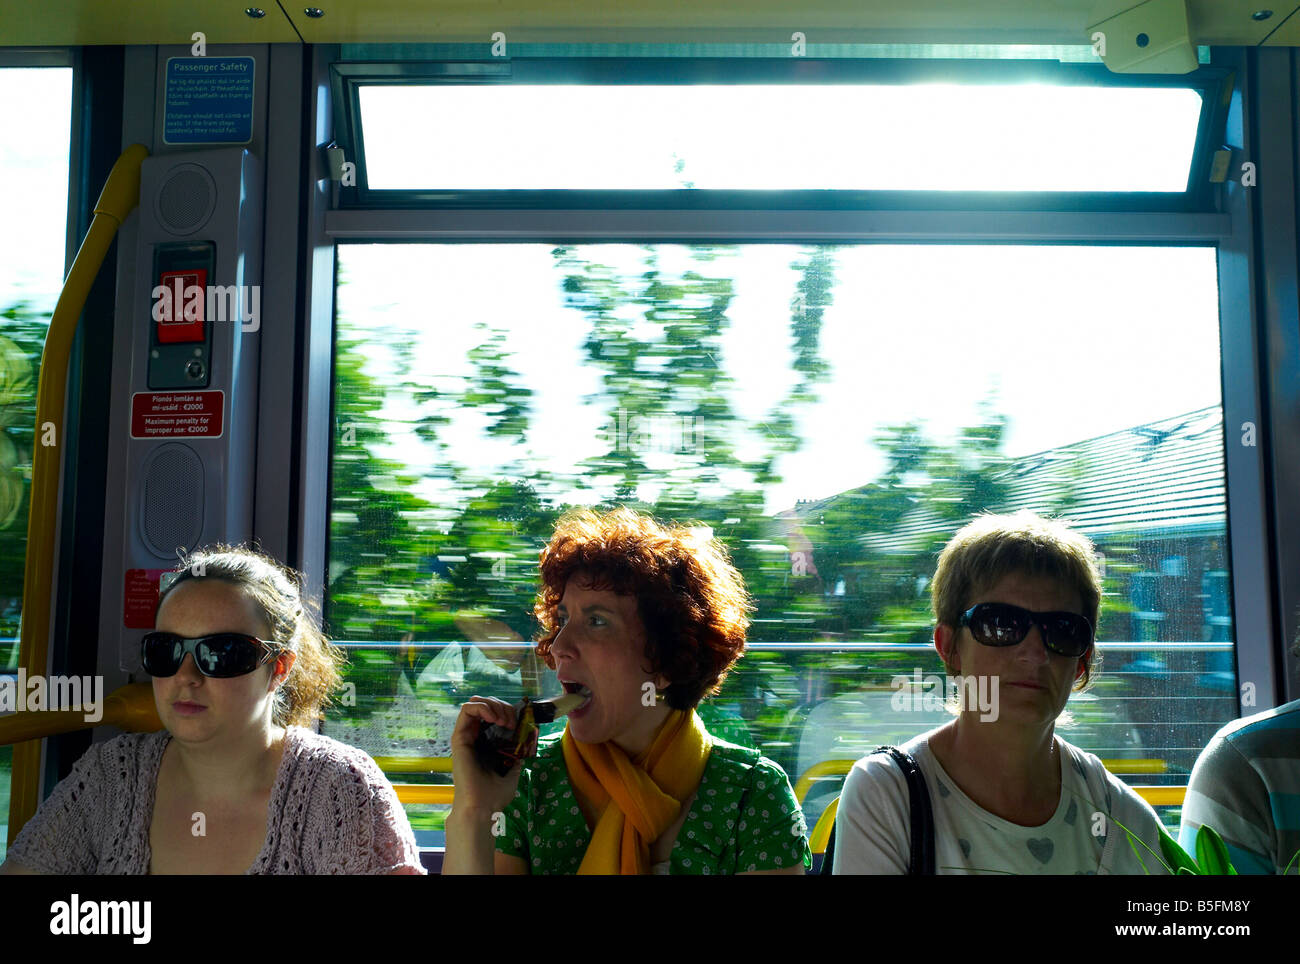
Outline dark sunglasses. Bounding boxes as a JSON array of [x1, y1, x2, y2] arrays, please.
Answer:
[[141, 632, 280, 679], [959, 603, 1094, 659]]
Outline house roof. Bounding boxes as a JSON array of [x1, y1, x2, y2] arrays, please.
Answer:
[[791, 407, 1226, 555]]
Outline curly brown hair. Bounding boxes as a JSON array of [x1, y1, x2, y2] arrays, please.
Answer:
[[533, 507, 752, 710]]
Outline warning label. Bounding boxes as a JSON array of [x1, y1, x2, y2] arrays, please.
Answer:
[[124, 568, 169, 629], [131, 391, 224, 439], [163, 56, 255, 145]]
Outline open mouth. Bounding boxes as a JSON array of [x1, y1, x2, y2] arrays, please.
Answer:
[[561, 679, 594, 710]]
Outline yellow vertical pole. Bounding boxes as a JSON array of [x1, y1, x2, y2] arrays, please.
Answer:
[[8, 144, 148, 845]]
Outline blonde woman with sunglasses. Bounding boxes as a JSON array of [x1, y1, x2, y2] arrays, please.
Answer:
[[832, 512, 1170, 876], [1, 546, 423, 875]]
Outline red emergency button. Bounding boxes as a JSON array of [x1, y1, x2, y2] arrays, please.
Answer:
[[155, 269, 207, 344]]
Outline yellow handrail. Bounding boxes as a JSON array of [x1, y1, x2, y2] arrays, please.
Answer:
[[1103, 759, 1168, 775], [794, 759, 856, 804], [392, 785, 455, 805], [9, 753, 1154, 836], [807, 786, 1185, 858], [387, 785, 1179, 852], [0, 684, 161, 746], [375, 758, 454, 805], [371, 756, 453, 774], [809, 795, 839, 855], [8, 143, 149, 845], [795, 757, 1181, 858], [793, 756, 1168, 806], [1132, 785, 1185, 806]]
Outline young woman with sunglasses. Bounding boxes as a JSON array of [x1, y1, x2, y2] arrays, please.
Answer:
[[832, 512, 1170, 875], [0, 546, 423, 875]]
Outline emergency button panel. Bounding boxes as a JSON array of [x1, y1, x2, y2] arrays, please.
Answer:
[[155, 269, 207, 344], [149, 242, 214, 389]]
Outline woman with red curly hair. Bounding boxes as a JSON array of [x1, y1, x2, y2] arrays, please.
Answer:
[[444, 507, 808, 875]]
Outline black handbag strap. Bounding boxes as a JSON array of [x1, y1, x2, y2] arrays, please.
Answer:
[[876, 745, 936, 875], [818, 744, 936, 875]]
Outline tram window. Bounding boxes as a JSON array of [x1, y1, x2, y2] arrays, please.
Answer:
[[323, 242, 1229, 840], [0, 65, 73, 860], [355, 82, 1204, 192]]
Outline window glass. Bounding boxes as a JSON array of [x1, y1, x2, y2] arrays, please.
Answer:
[[360, 82, 1203, 192], [326, 242, 1228, 839], [0, 65, 73, 858]]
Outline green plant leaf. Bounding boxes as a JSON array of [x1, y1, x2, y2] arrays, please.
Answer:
[[1283, 849, 1300, 877], [1194, 825, 1236, 876], [1065, 787, 1176, 874], [1158, 828, 1201, 875]]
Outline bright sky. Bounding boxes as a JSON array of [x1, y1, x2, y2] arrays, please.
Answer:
[[361, 83, 1204, 192], [0, 69, 71, 311]]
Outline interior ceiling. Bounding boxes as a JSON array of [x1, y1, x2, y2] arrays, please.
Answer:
[[1, 0, 1297, 48]]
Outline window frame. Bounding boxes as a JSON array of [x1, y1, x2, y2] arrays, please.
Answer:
[[298, 42, 1283, 763], [329, 55, 1233, 212]]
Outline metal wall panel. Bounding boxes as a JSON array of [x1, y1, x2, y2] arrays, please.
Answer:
[[1253, 47, 1300, 702]]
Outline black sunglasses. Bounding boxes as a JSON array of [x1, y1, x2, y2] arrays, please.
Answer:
[[141, 632, 280, 679], [959, 603, 1094, 659]]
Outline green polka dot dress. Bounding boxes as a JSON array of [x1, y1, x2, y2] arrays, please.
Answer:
[[497, 734, 811, 874]]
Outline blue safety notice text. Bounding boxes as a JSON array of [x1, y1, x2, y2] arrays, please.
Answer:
[[163, 56, 255, 145]]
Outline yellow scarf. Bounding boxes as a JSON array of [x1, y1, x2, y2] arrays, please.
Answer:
[[561, 709, 712, 875]]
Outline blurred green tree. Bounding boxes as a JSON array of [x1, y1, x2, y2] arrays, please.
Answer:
[[0, 303, 49, 649]]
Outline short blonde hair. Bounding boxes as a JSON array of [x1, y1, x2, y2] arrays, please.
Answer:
[[156, 545, 346, 727], [931, 511, 1101, 690]]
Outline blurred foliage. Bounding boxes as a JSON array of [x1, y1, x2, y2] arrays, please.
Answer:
[[0, 302, 49, 651], [320, 244, 1232, 797]]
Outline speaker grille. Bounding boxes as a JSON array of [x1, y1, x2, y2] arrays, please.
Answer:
[[141, 444, 204, 557], [156, 165, 216, 236]]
